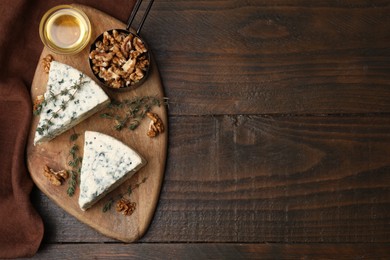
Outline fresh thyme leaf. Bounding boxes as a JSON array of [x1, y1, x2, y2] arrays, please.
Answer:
[[100, 113, 114, 119], [33, 106, 42, 115], [60, 101, 67, 110], [60, 89, 69, 95], [69, 133, 79, 142], [129, 122, 139, 130], [102, 198, 115, 212], [69, 144, 79, 154], [36, 127, 44, 135], [67, 187, 75, 196], [49, 90, 56, 100], [114, 123, 124, 131], [75, 157, 82, 165]]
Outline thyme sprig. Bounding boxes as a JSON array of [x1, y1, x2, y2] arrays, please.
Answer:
[[67, 132, 82, 197], [35, 74, 88, 135], [102, 198, 115, 213], [100, 96, 166, 131], [102, 177, 148, 213]]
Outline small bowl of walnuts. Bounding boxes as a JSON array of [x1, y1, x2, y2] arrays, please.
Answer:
[[89, 0, 153, 90]]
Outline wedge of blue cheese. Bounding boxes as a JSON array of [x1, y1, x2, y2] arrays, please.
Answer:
[[79, 131, 146, 211], [34, 61, 110, 145]]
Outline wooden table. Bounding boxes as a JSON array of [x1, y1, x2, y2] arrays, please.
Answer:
[[29, 1, 390, 258]]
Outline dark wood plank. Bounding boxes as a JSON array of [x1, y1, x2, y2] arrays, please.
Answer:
[[33, 115, 390, 243], [31, 188, 113, 243], [27, 243, 390, 259], [137, 0, 390, 115], [147, 115, 390, 242]]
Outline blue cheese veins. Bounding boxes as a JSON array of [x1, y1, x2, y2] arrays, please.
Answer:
[[78, 131, 147, 211], [34, 61, 110, 145]]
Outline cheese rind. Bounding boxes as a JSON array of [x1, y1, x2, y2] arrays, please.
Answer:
[[34, 61, 110, 145], [78, 131, 146, 211]]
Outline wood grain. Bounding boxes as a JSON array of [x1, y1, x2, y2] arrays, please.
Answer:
[[32, 115, 390, 243], [25, 0, 390, 258], [28, 243, 390, 259], [26, 4, 167, 242], [140, 0, 390, 115]]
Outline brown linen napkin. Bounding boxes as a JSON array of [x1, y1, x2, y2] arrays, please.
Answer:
[[0, 78, 44, 258], [0, 0, 135, 257]]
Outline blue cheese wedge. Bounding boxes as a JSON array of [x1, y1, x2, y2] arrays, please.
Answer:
[[79, 131, 146, 211], [34, 61, 110, 145]]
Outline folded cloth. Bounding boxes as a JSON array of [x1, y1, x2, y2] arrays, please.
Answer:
[[0, 0, 135, 257], [0, 78, 44, 258]]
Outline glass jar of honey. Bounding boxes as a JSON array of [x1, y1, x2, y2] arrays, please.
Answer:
[[39, 5, 91, 55]]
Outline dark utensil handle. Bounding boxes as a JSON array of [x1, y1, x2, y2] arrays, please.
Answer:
[[126, 0, 154, 34]]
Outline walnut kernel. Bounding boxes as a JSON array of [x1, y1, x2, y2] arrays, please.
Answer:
[[43, 165, 69, 186], [116, 198, 136, 216], [42, 54, 54, 73], [146, 112, 164, 137]]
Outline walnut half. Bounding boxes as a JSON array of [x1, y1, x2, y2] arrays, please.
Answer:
[[42, 54, 54, 73], [43, 165, 68, 186], [146, 112, 164, 137], [116, 198, 136, 216]]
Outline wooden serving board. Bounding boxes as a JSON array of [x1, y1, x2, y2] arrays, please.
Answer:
[[26, 4, 167, 242]]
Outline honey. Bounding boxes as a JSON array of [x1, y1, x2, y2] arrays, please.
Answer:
[[40, 6, 91, 54]]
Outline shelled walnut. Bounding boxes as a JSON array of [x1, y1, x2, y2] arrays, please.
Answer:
[[89, 30, 149, 89], [116, 198, 136, 216], [43, 165, 68, 186], [42, 54, 54, 73], [146, 112, 164, 137]]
